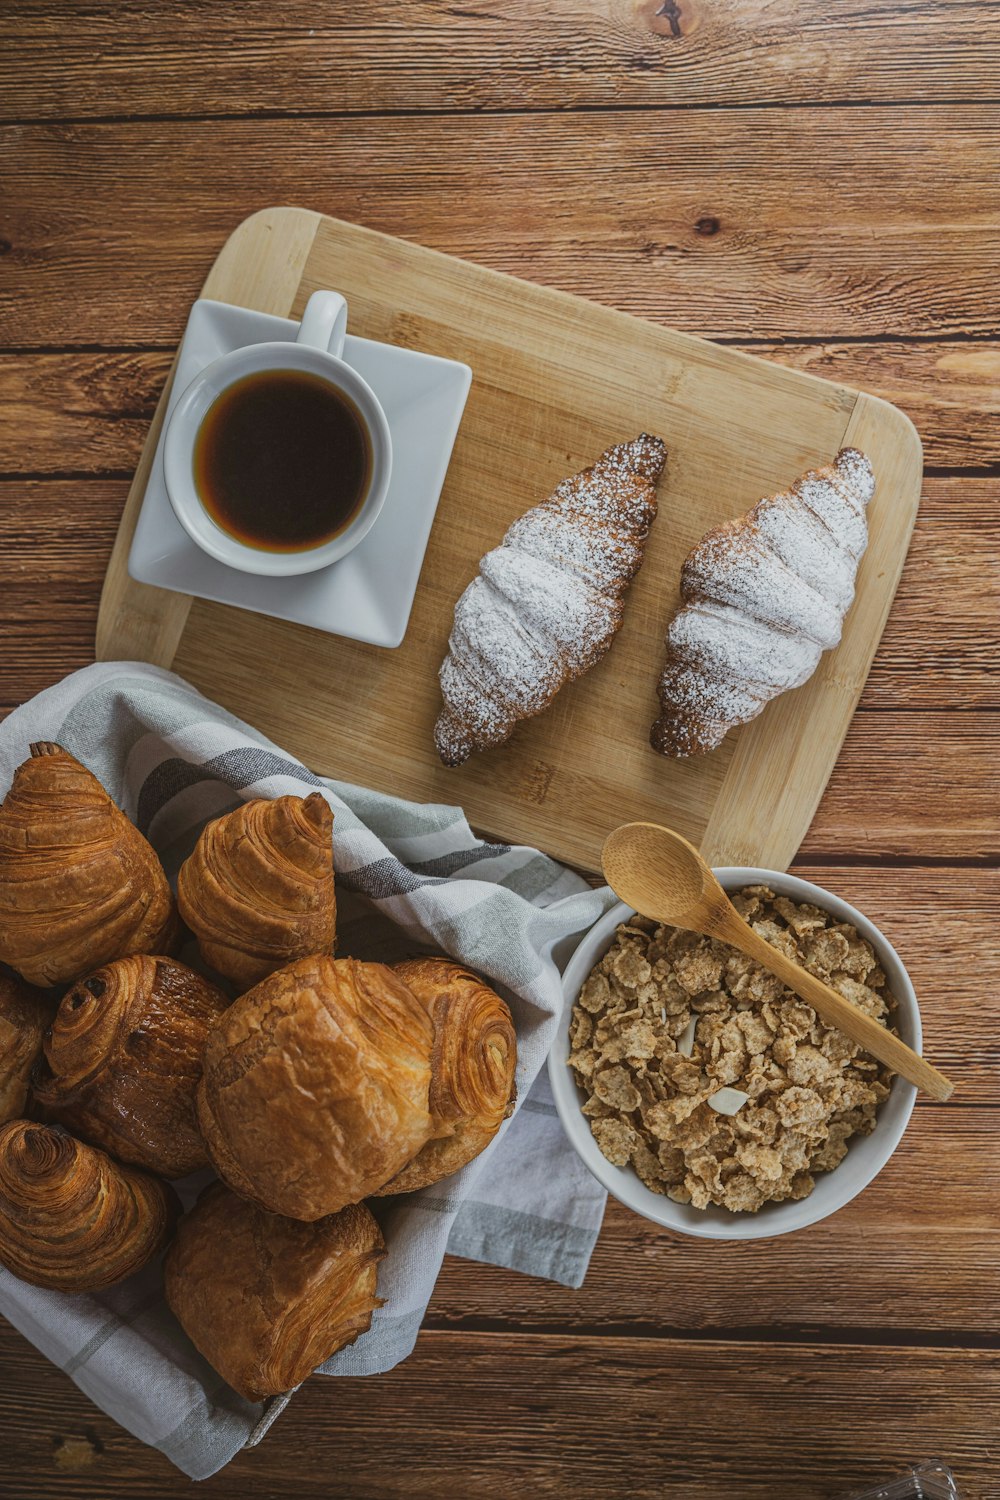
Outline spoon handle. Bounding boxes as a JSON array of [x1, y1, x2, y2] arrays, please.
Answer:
[[717, 910, 954, 1102]]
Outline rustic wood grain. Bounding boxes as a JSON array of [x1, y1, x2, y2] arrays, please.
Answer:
[[5, 342, 997, 475], [3, 109, 1000, 344], [0, 478, 993, 720], [1, 1323, 997, 1499], [2, 0, 997, 1491], [430, 1112, 1000, 1333], [2, 1, 999, 118]]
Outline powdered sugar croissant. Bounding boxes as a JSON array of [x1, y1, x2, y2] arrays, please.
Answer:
[[435, 434, 666, 765], [651, 448, 875, 758]]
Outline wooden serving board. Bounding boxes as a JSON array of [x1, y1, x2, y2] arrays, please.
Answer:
[[97, 207, 922, 874]]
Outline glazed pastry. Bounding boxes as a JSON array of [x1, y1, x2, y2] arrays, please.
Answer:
[[0, 1119, 178, 1292], [651, 448, 875, 757], [379, 958, 517, 1195], [165, 1184, 385, 1402], [198, 956, 433, 1219], [0, 743, 177, 986], [177, 793, 335, 989], [435, 434, 666, 765], [0, 972, 54, 1125], [33, 955, 229, 1178]]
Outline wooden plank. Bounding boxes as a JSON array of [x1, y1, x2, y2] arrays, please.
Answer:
[[0, 477, 993, 730], [431, 1110, 1000, 1333], [0, 1322, 996, 1498], [4, 343, 997, 475], [802, 715, 998, 860], [94, 208, 920, 875], [3, 109, 1000, 344], [2, 1, 998, 117]]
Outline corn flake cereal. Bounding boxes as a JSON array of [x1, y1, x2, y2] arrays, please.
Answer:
[[568, 887, 894, 1212]]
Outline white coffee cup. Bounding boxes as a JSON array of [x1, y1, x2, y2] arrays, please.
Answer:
[[163, 291, 393, 577]]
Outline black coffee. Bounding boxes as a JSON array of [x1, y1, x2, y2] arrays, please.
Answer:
[[193, 368, 372, 552]]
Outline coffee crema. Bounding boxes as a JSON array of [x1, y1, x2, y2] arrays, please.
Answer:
[[193, 368, 372, 553]]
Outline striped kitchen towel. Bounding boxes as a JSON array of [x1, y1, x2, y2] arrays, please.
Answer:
[[0, 663, 612, 1480]]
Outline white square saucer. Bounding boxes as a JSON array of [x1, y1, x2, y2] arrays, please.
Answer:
[[128, 298, 472, 647]]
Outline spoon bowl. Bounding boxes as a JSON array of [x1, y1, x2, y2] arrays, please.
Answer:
[[601, 821, 953, 1102]]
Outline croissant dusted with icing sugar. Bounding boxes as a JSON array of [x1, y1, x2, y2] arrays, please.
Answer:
[[33, 955, 229, 1178], [0, 972, 54, 1125], [435, 434, 666, 766], [651, 448, 875, 757], [0, 743, 177, 986], [198, 956, 433, 1220], [165, 1185, 385, 1402], [0, 1119, 178, 1291], [177, 793, 336, 989], [379, 958, 517, 1195]]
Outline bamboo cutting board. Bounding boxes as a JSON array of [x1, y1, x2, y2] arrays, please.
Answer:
[[97, 207, 922, 873]]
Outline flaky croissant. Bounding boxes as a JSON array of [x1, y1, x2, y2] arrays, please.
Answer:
[[435, 435, 666, 765], [177, 793, 336, 989], [651, 448, 875, 757], [0, 972, 54, 1125], [379, 958, 517, 1195], [165, 1185, 385, 1402], [198, 956, 433, 1220], [0, 743, 177, 986], [32, 956, 229, 1178], [0, 1119, 178, 1291]]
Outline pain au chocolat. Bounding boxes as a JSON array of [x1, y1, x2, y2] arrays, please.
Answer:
[[165, 1185, 385, 1402], [379, 958, 517, 1195], [0, 743, 177, 987], [177, 793, 336, 989], [197, 956, 433, 1220], [33, 955, 230, 1179]]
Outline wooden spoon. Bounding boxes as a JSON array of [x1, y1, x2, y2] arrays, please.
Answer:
[[601, 821, 954, 1102]]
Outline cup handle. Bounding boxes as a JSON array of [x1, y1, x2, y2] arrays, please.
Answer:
[[296, 290, 348, 358]]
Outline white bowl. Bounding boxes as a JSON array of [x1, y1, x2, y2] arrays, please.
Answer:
[[548, 867, 920, 1241]]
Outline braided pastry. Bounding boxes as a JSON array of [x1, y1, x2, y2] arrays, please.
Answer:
[[651, 448, 875, 757], [0, 1120, 178, 1291], [435, 434, 666, 765], [178, 793, 335, 989]]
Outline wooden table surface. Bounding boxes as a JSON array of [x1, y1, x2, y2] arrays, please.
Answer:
[[1, 4, 998, 1497]]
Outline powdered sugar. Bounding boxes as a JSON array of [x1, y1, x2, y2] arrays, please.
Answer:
[[435, 434, 667, 765], [652, 448, 874, 758]]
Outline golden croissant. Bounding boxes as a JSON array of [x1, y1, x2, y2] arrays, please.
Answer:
[[198, 956, 433, 1220], [32, 955, 229, 1179], [0, 743, 177, 986], [379, 958, 517, 1195], [177, 793, 336, 989], [165, 1184, 385, 1402], [0, 972, 54, 1125], [0, 1119, 178, 1292]]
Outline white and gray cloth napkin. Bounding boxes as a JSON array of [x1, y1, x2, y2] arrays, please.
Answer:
[[0, 662, 612, 1480]]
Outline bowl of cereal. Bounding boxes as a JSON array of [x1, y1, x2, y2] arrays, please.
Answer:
[[549, 868, 920, 1239]]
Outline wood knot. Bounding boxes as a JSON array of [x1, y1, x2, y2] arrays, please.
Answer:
[[695, 216, 720, 237], [639, 0, 700, 39]]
